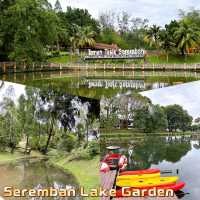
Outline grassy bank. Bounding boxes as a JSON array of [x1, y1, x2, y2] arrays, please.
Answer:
[[0, 151, 100, 200], [48, 55, 79, 63], [146, 54, 200, 64], [51, 156, 99, 200], [48, 53, 200, 65], [101, 129, 193, 138]]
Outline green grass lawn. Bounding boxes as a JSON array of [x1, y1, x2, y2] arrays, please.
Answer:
[[52, 156, 99, 200], [146, 54, 200, 64], [48, 55, 79, 64], [101, 129, 193, 138], [48, 53, 200, 65]]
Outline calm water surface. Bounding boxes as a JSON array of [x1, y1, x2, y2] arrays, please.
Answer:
[[0, 158, 80, 200], [101, 135, 200, 200]]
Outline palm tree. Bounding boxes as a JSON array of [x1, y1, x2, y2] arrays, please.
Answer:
[[69, 25, 96, 54], [174, 21, 200, 59], [77, 26, 96, 48], [159, 30, 175, 62], [144, 25, 161, 49], [69, 25, 80, 54]]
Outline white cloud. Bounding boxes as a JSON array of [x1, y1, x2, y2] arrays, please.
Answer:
[[141, 81, 200, 119], [49, 0, 200, 25]]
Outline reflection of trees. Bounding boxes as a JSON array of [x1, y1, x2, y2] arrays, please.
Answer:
[[128, 136, 191, 170], [165, 136, 191, 163], [2, 159, 80, 200], [130, 137, 166, 169], [19, 159, 78, 189]]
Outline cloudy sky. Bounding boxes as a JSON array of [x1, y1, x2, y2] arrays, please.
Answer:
[[49, 0, 200, 25], [141, 81, 200, 120]]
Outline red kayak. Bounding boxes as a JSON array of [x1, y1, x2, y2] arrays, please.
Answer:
[[119, 169, 160, 176], [102, 153, 127, 170], [116, 182, 185, 197]]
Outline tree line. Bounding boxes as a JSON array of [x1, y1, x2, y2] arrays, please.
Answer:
[[0, 86, 99, 156], [1, 0, 200, 62], [100, 93, 193, 133]]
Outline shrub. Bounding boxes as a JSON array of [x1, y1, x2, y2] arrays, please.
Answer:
[[52, 51, 60, 57], [30, 136, 47, 151], [67, 147, 90, 161], [87, 140, 100, 157], [57, 134, 77, 152]]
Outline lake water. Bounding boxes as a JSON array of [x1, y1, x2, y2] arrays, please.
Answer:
[[100, 135, 200, 200], [1, 70, 200, 99], [0, 158, 80, 200]]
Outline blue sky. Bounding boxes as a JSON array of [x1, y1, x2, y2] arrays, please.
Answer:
[[49, 0, 200, 25]]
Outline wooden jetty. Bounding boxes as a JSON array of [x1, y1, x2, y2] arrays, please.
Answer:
[[100, 170, 178, 200]]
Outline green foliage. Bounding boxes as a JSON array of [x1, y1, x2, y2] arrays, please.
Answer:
[[52, 51, 60, 57], [59, 6, 99, 33], [0, 98, 22, 152], [143, 10, 200, 60], [134, 105, 168, 133], [57, 133, 77, 152], [67, 147, 91, 161], [54, 0, 62, 13], [29, 135, 47, 150], [100, 113, 119, 129], [146, 54, 200, 64], [174, 20, 200, 56], [144, 25, 161, 49], [97, 28, 129, 49], [87, 141, 100, 157], [48, 55, 79, 63], [130, 136, 191, 169], [69, 25, 96, 53], [164, 104, 193, 132], [165, 141, 191, 163], [0, 0, 58, 62]]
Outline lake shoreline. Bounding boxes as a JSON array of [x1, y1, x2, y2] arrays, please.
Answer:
[[48, 156, 99, 200], [0, 151, 99, 200]]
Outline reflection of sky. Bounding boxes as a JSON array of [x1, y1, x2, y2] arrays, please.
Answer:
[[151, 141, 200, 200], [141, 81, 200, 120], [0, 81, 25, 103]]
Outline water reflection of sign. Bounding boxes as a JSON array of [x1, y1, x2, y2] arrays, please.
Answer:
[[84, 49, 145, 60], [86, 80, 145, 89]]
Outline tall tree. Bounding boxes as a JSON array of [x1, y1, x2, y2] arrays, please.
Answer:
[[117, 11, 130, 35], [0, 0, 58, 62], [17, 87, 39, 154], [54, 0, 62, 13], [0, 98, 22, 153], [63, 6, 99, 33], [174, 20, 200, 58], [159, 30, 175, 62], [164, 104, 193, 132], [134, 105, 168, 133], [99, 11, 116, 30], [69, 25, 96, 54], [144, 25, 161, 49]]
